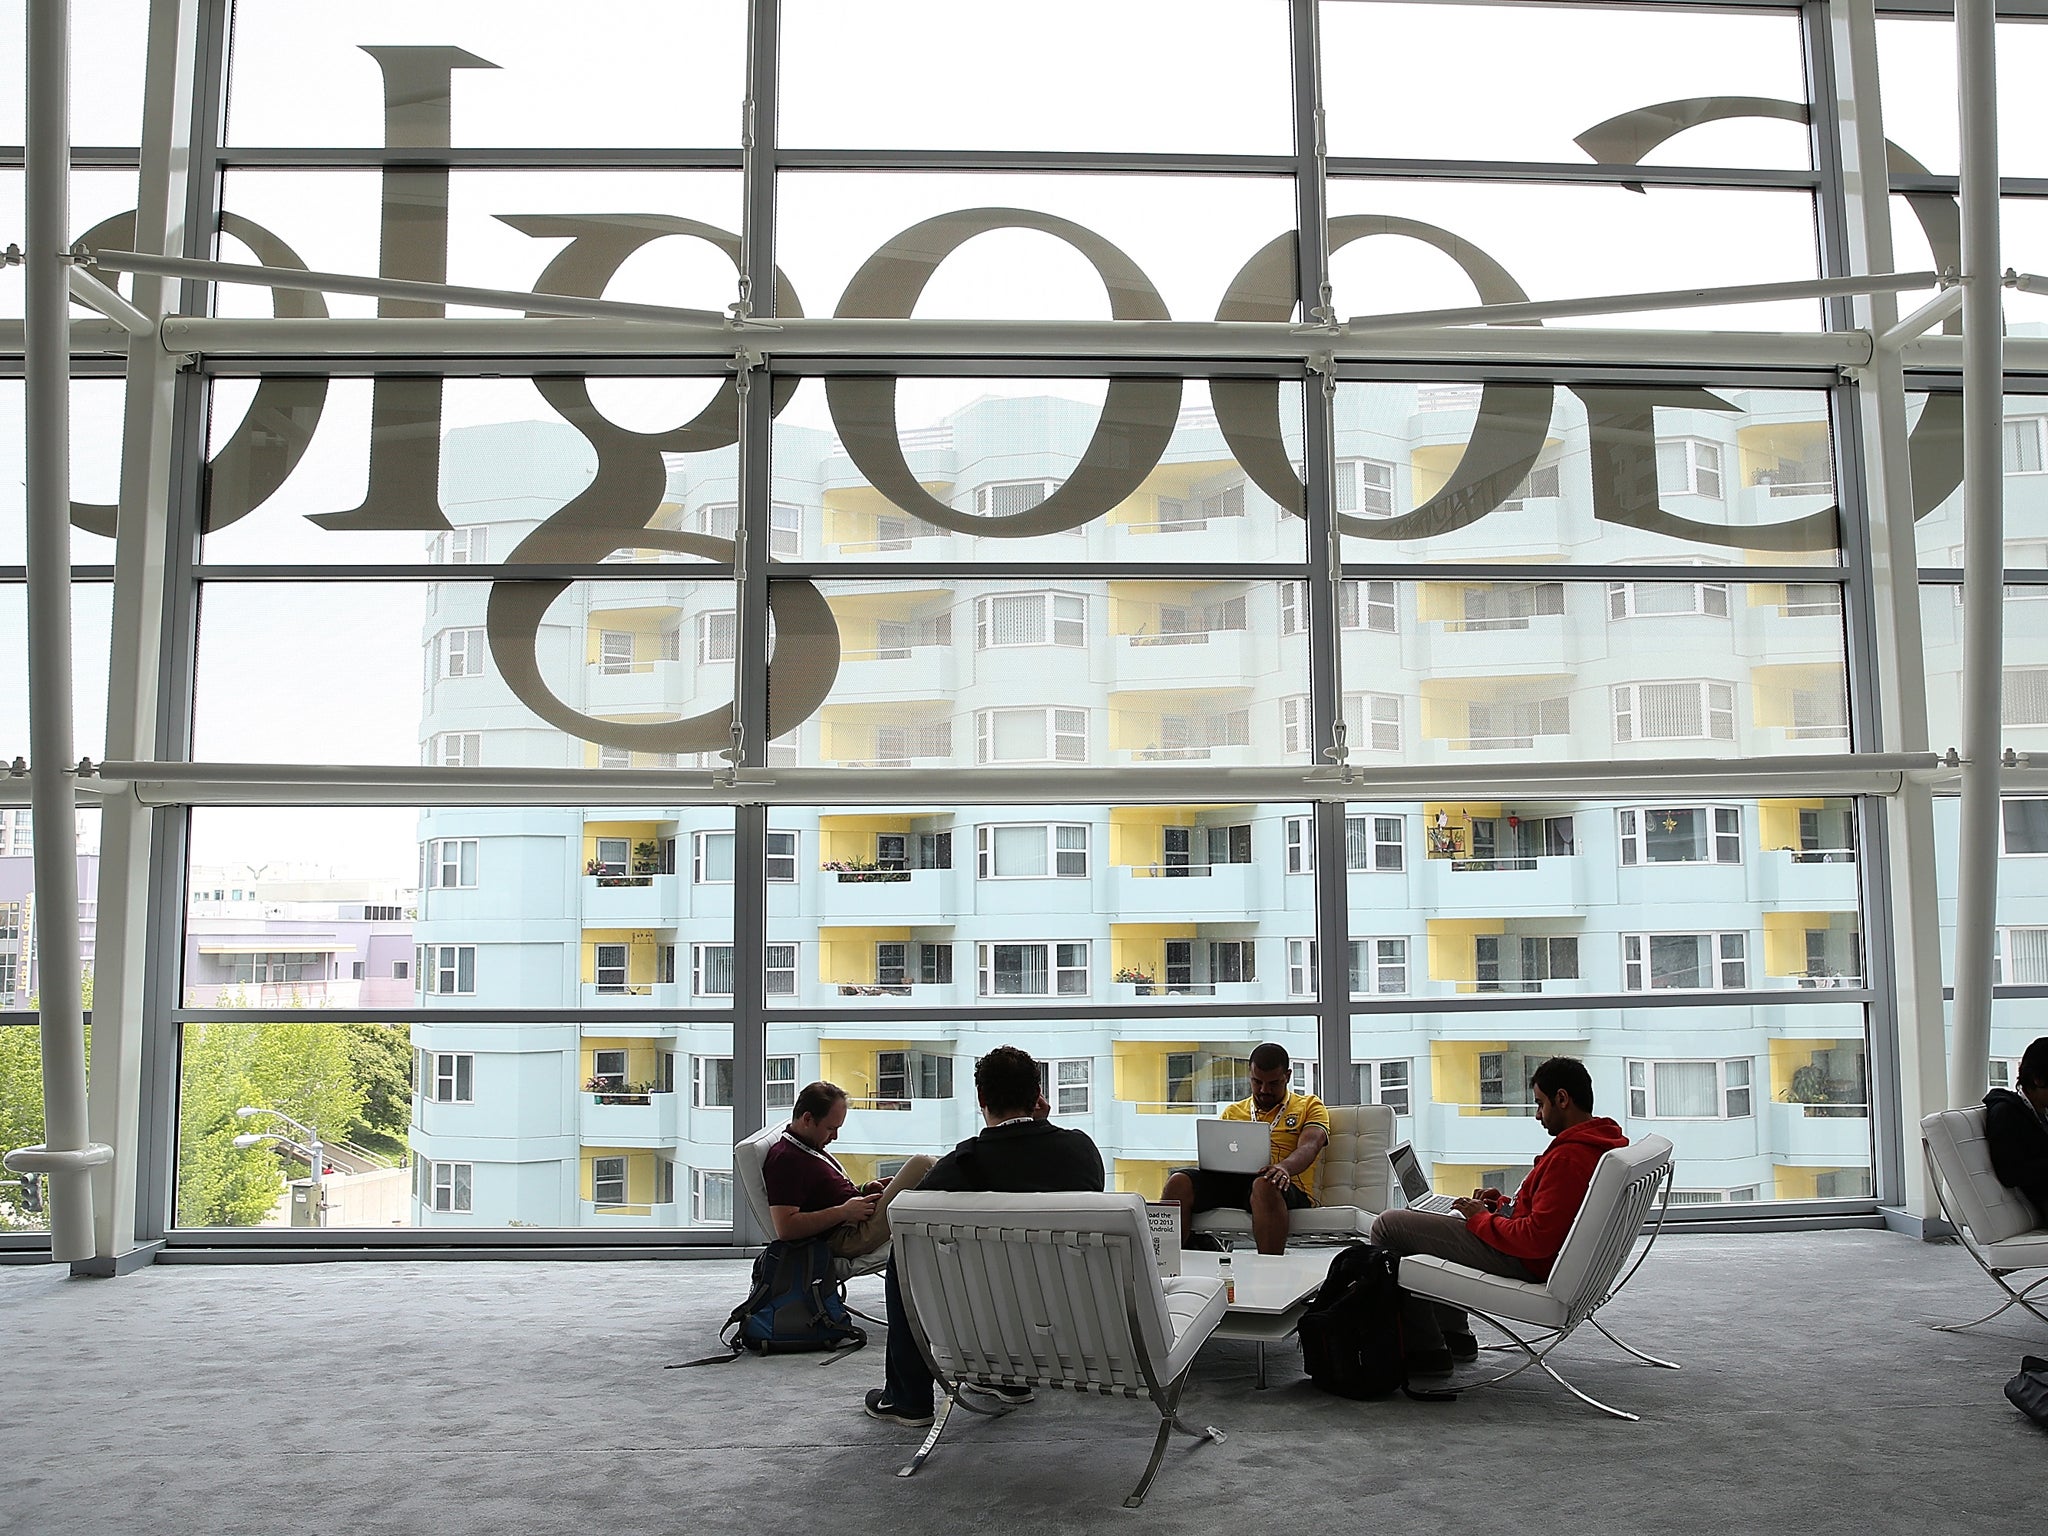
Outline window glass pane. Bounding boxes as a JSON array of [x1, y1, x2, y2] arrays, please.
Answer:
[[224, 1, 747, 147], [1322, 2, 1810, 169], [1875, 17, 2048, 180], [771, 377, 1302, 566], [780, 0, 1290, 154], [1355, 1005, 1869, 1205], [1328, 183, 1823, 333]]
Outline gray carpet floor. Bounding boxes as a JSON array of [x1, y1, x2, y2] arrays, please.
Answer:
[[0, 1230, 2038, 1535]]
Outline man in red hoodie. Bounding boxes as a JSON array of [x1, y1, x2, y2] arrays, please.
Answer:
[[1369, 1056, 1627, 1373]]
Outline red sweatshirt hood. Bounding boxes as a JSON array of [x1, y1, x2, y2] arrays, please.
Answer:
[[1549, 1116, 1629, 1154]]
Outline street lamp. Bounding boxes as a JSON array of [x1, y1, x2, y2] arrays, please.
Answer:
[[235, 1106, 325, 1225]]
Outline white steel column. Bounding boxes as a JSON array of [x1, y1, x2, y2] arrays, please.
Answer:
[[1948, 0, 2005, 1109], [80, 0, 201, 1272], [1829, 0, 1948, 1217], [17, 0, 97, 1261]]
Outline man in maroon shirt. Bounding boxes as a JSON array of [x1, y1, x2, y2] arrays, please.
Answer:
[[762, 1081, 936, 1259], [1370, 1057, 1627, 1373]]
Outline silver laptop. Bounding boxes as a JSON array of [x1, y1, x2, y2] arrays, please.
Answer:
[[1390, 1142, 1462, 1215], [1196, 1117, 1272, 1174]]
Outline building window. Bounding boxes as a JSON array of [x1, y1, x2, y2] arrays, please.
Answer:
[[876, 942, 907, 988], [976, 707, 1088, 764], [693, 1056, 735, 1109], [699, 500, 802, 556], [1460, 581, 1564, 631], [434, 525, 488, 564], [1499, 462, 1562, 508], [1335, 457, 1396, 517], [691, 944, 798, 997], [975, 823, 1089, 879], [1465, 695, 1568, 748], [692, 1168, 734, 1225], [1285, 815, 1311, 873], [1621, 932, 1747, 991], [598, 630, 635, 675], [1038, 1057, 1092, 1115], [1612, 681, 1736, 743], [1996, 927, 2048, 985], [766, 1055, 798, 1109], [1207, 939, 1256, 985], [1167, 1050, 1250, 1108], [431, 732, 481, 767], [592, 1156, 628, 1206], [2004, 799, 2048, 856], [594, 943, 629, 995], [597, 745, 630, 770], [974, 591, 1086, 648], [430, 1052, 473, 1104], [2006, 668, 2048, 727], [1617, 806, 1742, 866], [693, 829, 798, 884], [1283, 694, 1402, 756], [1606, 580, 1730, 619], [1348, 937, 1409, 995], [918, 942, 954, 986], [392, 960, 409, 980], [1350, 814, 1404, 871], [1287, 939, 1316, 997], [430, 1160, 473, 1213], [876, 1049, 955, 1106], [698, 611, 737, 665], [2005, 418, 2047, 474], [1626, 1059, 1753, 1120], [422, 838, 477, 889], [1355, 1059, 1412, 1116], [977, 941, 1088, 997], [1280, 579, 1397, 635], [423, 945, 476, 996], [439, 627, 486, 679], [975, 478, 1059, 517], [1659, 437, 1724, 498]]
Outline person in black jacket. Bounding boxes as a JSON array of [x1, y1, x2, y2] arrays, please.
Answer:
[[862, 1045, 1104, 1428], [1984, 1037, 2048, 1215]]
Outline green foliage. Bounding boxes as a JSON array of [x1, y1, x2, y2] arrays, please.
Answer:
[[340, 1022, 413, 1161], [0, 970, 91, 1231], [175, 1017, 369, 1228]]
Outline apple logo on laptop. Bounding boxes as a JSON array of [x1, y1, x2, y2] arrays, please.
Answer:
[[1228, 1139, 1240, 1153]]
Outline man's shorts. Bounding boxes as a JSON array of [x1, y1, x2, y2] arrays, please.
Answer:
[[1176, 1167, 1313, 1214]]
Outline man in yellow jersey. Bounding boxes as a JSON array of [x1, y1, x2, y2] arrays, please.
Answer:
[[1161, 1041, 1329, 1255]]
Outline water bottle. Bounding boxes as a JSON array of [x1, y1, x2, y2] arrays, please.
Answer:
[[1218, 1248, 1235, 1304]]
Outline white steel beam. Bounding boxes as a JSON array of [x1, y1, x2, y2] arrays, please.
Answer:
[[1875, 285, 1965, 351], [21, 0, 100, 1264], [1949, 0, 2006, 1111], [80, 0, 203, 1275], [1832, 0, 1949, 1220], [95, 753, 1937, 809], [1339, 271, 1939, 332], [64, 267, 154, 337]]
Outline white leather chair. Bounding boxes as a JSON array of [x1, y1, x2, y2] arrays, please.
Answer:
[[887, 1189, 1229, 1509], [1190, 1103, 1395, 1244], [733, 1120, 888, 1281], [1921, 1106, 2048, 1331], [1398, 1134, 1677, 1421]]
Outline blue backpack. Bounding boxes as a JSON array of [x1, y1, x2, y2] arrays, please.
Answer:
[[674, 1239, 866, 1366]]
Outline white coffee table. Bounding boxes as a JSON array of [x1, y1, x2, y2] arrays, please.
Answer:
[[1179, 1249, 1333, 1389]]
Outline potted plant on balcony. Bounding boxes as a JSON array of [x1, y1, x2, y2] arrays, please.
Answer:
[[823, 857, 910, 884], [1780, 1063, 1862, 1119], [585, 1076, 655, 1106], [1114, 966, 1157, 996], [631, 840, 664, 878]]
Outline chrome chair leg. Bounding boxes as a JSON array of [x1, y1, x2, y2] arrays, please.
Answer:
[[1589, 1317, 1682, 1370], [896, 1397, 955, 1479]]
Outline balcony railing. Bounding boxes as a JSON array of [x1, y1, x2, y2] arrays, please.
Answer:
[[1455, 735, 1536, 750], [1788, 1100, 1869, 1118], [1123, 863, 1215, 878], [1790, 972, 1863, 989], [1789, 847, 1857, 864], [593, 982, 652, 997], [1764, 479, 1833, 497], [835, 983, 915, 997], [1449, 856, 1539, 872]]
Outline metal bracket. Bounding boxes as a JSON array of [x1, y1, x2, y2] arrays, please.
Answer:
[[0, 244, 20, 268]]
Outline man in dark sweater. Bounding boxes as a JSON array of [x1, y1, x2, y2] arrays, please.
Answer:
[[1984, 1037, 2048, 1215], [863, 1045, 1104, 1427]]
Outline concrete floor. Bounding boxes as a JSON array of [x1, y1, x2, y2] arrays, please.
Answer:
[[0, 1229, 2040, 1535]]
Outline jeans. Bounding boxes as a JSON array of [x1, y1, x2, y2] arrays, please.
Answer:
[[882, 1257, 935, 1415]]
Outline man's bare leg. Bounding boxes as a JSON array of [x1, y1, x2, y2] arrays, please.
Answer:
[[1249, 1177, 1289, 1255], [1161, 1170, 1197, 1242]]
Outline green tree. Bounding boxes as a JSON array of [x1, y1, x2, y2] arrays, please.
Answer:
[[175, 1010, 368, 1228], [0, 969, 92, 1231], [339, 1022, 412, 1161]]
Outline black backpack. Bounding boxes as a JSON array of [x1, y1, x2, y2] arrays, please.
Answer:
[[671, 1238, 866, 1366], [1296, 1241, 1455, 1402]]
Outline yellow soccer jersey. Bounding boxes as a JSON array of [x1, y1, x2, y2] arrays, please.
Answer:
[[1222, 1089, 1331, 1202]]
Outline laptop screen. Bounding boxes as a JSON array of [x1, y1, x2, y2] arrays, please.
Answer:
[[1389, 1142, 1432, 1202]]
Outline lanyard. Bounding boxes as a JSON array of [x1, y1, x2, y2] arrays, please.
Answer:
[[781, 1128, 851, 1183]]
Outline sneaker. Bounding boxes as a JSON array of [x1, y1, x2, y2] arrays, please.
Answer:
[[864, 1389, 934, 1427], [1445, 1330, 1480, 1363], [962, 1380, 1035, 1405], [1406, 1344, 1455, 1377]]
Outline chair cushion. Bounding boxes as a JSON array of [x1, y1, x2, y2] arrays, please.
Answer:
[[1981, 1232, 2048, 1268], [1397, 1253, 1569, 1329], [733, 1121, 781, 1237], [1160, 1275, 1229, 1380], [1542, 1135, 1672, 1312], [1924, 1107, 2043, 1246], [1319, 1104, 1395, 1212], [1190, 1206, 1375, 1237]]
